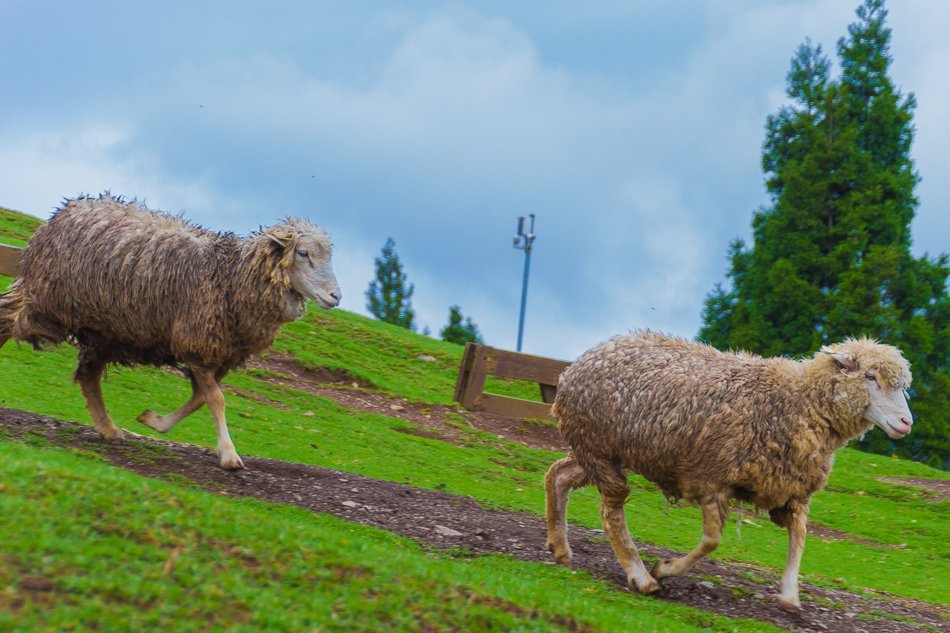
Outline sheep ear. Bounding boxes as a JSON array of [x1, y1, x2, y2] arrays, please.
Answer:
[[264, 231, 294, 248], [822, 347, 857, 372]]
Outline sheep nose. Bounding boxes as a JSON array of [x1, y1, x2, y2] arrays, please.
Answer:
[[900, 416, 913, 427], [330, 290, 342, 305]]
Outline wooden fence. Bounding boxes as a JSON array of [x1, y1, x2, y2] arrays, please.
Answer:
[[0, 243, 20, 277], [453, 343, 570, 420]]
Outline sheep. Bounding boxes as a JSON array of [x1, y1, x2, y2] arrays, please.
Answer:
[[0, 193, 341, 470], [544, 330, 913, 611]]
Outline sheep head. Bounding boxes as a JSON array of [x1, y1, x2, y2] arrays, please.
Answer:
[[262, 218, 341, 310], [820, 338, 913, 440]]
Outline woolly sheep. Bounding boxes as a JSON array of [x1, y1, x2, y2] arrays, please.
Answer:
[[544, 330, 913, 611], [0, 194, 341, 470]]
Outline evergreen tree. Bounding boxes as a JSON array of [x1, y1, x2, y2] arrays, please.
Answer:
[[365, 238, 416, 331], [700, 0, 949, 467], [440, 305, 483, 345]]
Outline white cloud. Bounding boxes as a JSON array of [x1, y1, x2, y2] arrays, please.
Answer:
[[0, 125, 224, 222]]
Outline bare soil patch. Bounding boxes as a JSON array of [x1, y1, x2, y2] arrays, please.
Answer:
[[806, 522, 903, 550], [248, 354, 377, 390], [2, 411, 946, 632], [879, 477, 950, 502]]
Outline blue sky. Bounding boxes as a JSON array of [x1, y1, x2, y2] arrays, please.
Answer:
[[2, 1, 947, 360]]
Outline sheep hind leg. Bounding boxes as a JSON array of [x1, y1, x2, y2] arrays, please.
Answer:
[[138, 375, 205, 433], [544, 455, 589, 565], [597, 478, 660, 594], [192, 369, 244, 471], [652, 494, 726, 579], [75, 353, 124, 441]]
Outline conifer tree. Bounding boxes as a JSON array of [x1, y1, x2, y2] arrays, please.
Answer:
[[440, 305, 483, 345], [365, 238, 416, 331], [700, 0, 949, 467]]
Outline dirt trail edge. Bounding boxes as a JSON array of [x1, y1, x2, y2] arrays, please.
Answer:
[[2, 411, 946, 633]]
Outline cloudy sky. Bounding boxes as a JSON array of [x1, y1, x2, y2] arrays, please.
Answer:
[[2, 1, 947, 360]]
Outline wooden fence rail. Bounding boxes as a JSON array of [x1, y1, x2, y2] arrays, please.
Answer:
[[453, 343, 570, 420], [0, 243, 20, 277]]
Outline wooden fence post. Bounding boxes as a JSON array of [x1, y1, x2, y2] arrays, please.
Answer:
[[0, 244, 20, 278], [454, 343, 490, 411], [453, 343, 569, 420]]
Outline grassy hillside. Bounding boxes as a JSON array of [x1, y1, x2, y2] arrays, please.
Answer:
[[271, 307, 544, 404], [0, 206, 42, 248], [1, 206, 948, 630], [3, 440, 781, 632]]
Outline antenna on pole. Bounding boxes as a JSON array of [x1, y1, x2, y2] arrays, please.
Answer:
[[512, 214, 536, 352]]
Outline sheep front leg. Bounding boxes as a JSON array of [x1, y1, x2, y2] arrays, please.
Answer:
[[193, 369, 245, 471], [652, 495, 726, 579], [778, 502, 808, 612], [544, 455, 588, 565], [599, 489, 660, 594]]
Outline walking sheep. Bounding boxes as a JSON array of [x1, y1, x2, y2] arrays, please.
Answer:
[[0, 194, 341, 470], [545, 331, 913, 611]]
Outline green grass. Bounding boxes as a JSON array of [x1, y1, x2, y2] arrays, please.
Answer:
[[0, 205, 42, 248], [0, 439, 778, 632]]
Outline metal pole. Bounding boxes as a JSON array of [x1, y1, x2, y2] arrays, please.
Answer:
[[517, 241, 531, 352], [513, 214, 535, 352]]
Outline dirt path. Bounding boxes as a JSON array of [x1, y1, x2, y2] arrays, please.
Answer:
[[2, 411, 946, 633]]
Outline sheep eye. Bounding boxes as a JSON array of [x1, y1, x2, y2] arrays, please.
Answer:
[[864, 372, 877, 382], [296, 249, 309, 258]]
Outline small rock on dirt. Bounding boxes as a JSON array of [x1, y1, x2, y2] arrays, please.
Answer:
[[434, 525, 463, 537], [390, 404, 406, 412], [341, 500, 360, 509]]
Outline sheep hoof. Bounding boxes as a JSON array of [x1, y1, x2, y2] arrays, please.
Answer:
[[777, 596, 801, 614], [219, 453, 246, 471], [546, 542, 572, 565], [98, 426, 125, 441], [635, 578, 661, 595], [137, 410, 163, 431], [650, 559, 675, 579]]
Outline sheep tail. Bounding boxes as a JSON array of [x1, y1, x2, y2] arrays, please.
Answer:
[[0, 281, 24, 348]]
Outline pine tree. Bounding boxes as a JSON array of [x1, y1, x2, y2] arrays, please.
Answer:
[[700, 0, 949, 467], [440, 305, 483, 345], [365, 238, 416, 331]]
